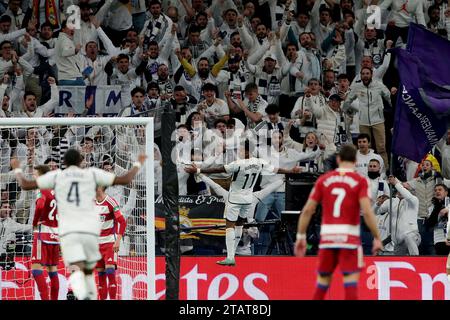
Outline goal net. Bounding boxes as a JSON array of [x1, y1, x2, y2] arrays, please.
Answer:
[[0, 117, 156, 300]]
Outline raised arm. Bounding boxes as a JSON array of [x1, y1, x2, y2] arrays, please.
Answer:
[[112, 154, 148, 185], [38, 77, 59, 115], [95, 0, 113, 24], [198, 173, 228, 198], [10, 158, 38, 190], [184, 163, 226, 174]]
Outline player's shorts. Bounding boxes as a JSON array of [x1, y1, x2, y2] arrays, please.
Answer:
[[31, 237, 60, 266], [317, 246, 364, 276], [96, 243, 118, 269], [224, 202, 252, 222], [60, 233, 101, 270]]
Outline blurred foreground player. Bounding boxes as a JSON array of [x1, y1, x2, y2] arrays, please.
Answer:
[[31, 165, 60, 300], [295, 144, 383, 300], [12, 149, 147, 300], [95, 186, 126, 300]]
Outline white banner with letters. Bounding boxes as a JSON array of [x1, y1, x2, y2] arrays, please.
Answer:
[[55, 85, 123, 115]]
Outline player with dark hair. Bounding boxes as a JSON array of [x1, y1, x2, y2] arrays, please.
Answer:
[[295, 144, 383, 300]]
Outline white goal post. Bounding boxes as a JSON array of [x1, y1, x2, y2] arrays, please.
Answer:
[[0, 117, 155, 300]]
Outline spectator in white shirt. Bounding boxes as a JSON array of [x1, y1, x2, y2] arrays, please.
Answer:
[[196, 83, 229, 128], [55, 20, 84, 86], [0, 40, 33, 78], [73, 1, 113, 53], [3, 0, 25, 32], [355, 133, 385, 178], [102, 0, 133, 46], [15, 76, 58, 118]]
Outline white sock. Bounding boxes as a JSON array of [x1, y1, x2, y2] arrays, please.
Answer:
[[85, 273, 98, 300], [234, 226, 243, 251], [447, 275, 450, 283], [225, 228, 236, 260], [69, 270, 88, 300]]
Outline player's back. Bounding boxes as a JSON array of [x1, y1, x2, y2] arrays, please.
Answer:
[[226, 157, 272, 204], [53, 167, 104, 236], [35, 189, 59, 244], [96, 195, 120, 244], [37, 189, 58, 228], [310, 168, 370, 249]]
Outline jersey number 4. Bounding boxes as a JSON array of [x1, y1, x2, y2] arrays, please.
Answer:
[[331, 188, 346, 218], [67, 182, 80, 206]]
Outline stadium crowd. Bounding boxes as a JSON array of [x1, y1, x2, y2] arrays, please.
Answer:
[[0, 0, 450, 259]]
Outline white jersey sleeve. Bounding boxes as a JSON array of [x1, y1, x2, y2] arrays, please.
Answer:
[[260, 159, 276, 175], [90, 168, 116, 187], [36, 170, 60, 189], [224, 162, 239, 174]]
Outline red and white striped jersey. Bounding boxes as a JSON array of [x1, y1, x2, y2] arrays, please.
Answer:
[[96, 195, 126, 244], [33, 189, 59, 244], [308, 168, 371, 249]]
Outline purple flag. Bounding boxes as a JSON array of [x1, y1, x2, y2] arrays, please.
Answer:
[[407, 24, 450, 86], [392, 45, 450, 162]]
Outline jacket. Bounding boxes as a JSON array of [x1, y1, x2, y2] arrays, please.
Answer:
[[344, 79, 391, 126], [376, 182, 419, 245]]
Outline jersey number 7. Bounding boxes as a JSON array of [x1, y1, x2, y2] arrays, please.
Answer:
[[331, 187, 346, 218]]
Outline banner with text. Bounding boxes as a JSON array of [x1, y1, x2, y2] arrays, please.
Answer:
[[155, 195, 226, 250], [56, 85, 123, 116], [2, 256, 450, 300]]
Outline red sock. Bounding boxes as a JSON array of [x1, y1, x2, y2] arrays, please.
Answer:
[[48, 272, 59, 300], [32, 270, 49, 300], [313, 283, 329, 300], [344, 282, 358, 300], [98, 272, 108, 300], [106, 268, 117, 300]]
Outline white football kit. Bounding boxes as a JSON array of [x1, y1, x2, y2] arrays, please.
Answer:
[[36, 166, 116, 266], [223, 157, 275, 221]]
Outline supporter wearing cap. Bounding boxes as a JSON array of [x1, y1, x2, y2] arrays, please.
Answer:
[[312, 88, 352, 170], [328, 93, 342, 102], [244, 32, 291, 106]]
